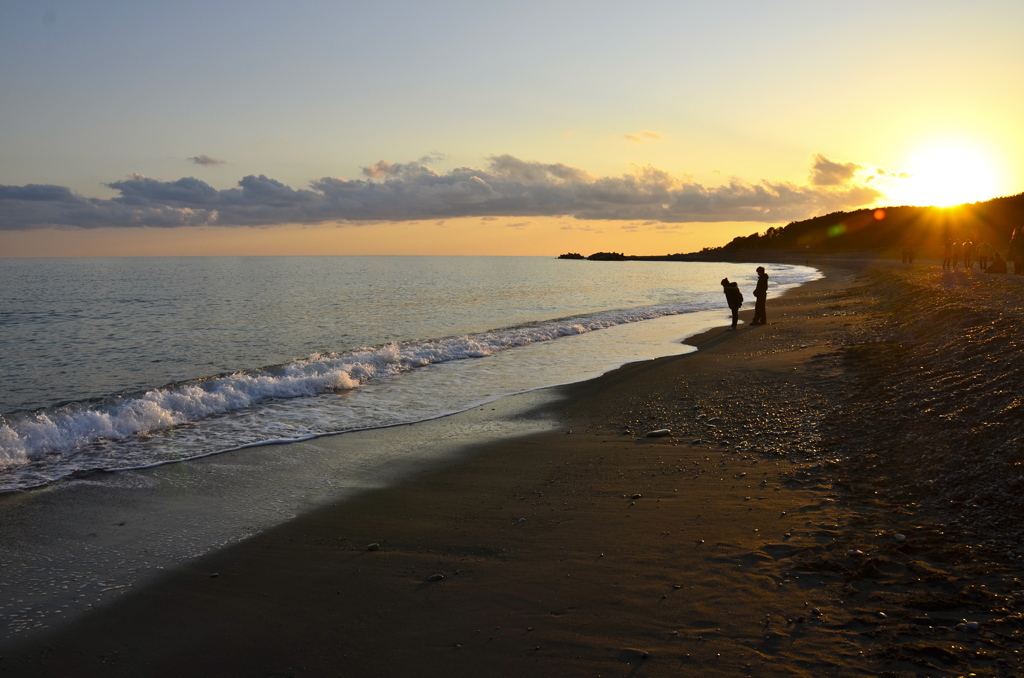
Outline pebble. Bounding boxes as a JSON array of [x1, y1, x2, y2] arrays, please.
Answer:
[[630, 493, 643, 499], [846, 549, 864, 557], [367, 543, 380, 551], [427, 574, 445, 582], [893, 533, 907, 542], [646, 429, 671, 438], [516, 517, 527, 523]]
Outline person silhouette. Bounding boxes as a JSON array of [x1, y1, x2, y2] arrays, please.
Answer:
[[962, 240, 974, 269], [751, 266, 769, 325], [979, 241, 993, 270], [1010, 228, 1023, 275], [721, 278, 743, 330], [988, 252, 1008, 274]]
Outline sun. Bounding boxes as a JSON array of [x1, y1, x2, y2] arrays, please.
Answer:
[[889, 146, 998, 207]]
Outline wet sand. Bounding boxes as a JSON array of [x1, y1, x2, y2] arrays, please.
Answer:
[[2, 260, 1023, 677]]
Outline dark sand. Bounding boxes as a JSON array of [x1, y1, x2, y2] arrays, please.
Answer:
[[3, 261, 1023, 677]]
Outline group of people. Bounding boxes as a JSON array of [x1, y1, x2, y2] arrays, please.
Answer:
[[942, 239, 985, 270], [720, 232, 1022, 333], [720, 266, 768, 330], [942, 231, 1021, 274]]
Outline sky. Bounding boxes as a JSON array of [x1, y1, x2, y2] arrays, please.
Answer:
[[2, 0, 1022, 257]]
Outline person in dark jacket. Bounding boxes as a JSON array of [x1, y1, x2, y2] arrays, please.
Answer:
[[721, 277, 743, 330], [751, 266, 768, 325], [988, 252, 1008, 274]]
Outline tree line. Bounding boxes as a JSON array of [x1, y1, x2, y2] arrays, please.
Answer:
[[715, 193, 1024, 253]]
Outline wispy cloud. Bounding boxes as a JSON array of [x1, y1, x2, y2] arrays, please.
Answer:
[[560, 223, 603, 233], [0, 154, 882, 230], [188, 154, 226, 166], [625, 130, 663, 143]]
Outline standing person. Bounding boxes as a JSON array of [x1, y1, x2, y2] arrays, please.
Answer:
[[1011, 228, 1024, 275], [942, 239, 953, 270], [751, 266, 769, 325], [962, 240, 974, 269], [721, 278, 744, 330], [979, 241, 993, 270]]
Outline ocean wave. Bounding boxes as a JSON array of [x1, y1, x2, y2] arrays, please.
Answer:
[[0, 301, 713, 479]]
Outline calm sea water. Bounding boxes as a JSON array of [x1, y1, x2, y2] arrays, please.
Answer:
[[0, 256, 817, 492]]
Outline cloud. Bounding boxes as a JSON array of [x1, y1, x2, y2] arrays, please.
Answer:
[[810, 154, 861, 186], [0, 154, 882, 230], [188, 154, 226, 166], [418, 152, 447, 165], [876, 167, 912, 179], [560, 223, 603, 233], [625, 129, 663, 143]]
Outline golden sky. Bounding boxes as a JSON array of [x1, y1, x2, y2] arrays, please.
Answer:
[[2, 1, 1022, 257]]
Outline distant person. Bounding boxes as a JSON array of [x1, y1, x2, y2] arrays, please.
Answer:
[[962, 240, 974, 269], [1010, 228, 1024, 275], [979, 241, 993, 270], [951, 240, 960, 268], [942, 240, 953, 270], [988, 252, 1008, 274], [721, 278, 744, 330], [751, 266, 769, 325]]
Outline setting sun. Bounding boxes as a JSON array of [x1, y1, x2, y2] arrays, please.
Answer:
[[891, 146, 999, 207]]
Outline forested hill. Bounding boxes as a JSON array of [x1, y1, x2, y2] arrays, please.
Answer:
[[715, 192, 1024, 253]]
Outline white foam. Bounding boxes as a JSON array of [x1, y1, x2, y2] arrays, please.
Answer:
[[0, 264, 820, 490]]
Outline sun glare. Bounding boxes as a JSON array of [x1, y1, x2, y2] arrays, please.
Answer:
[[890, 146, 998, 207]]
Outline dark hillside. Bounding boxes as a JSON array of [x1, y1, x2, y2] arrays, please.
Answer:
[[717, 193, 1024, 254]]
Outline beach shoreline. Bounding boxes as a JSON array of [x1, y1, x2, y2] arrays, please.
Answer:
[[3, 260, 1023, 677]]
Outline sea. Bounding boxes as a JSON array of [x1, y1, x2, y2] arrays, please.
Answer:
[[0, 255, 819, 642], [0, 256, 819, 492]]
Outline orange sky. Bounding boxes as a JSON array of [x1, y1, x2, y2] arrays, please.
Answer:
[[0, 218, 761, 258], [2, 2, 1022, 257]]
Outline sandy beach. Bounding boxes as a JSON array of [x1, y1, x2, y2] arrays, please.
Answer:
[[3, 260, 1023, 677]]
